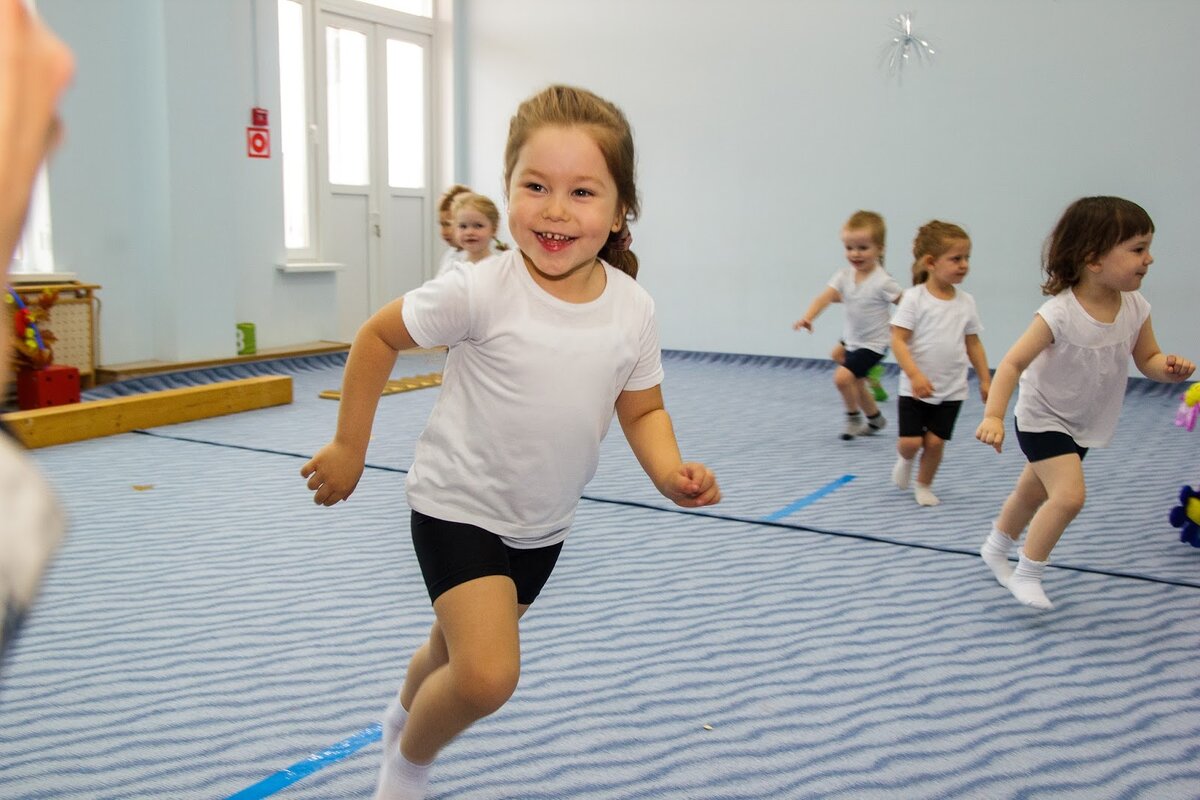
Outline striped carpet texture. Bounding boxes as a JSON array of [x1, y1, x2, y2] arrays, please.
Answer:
[[1, 350, 1197, 799]]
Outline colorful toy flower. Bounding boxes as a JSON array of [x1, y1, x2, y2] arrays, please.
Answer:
[[1168, 485, 1200, 548]]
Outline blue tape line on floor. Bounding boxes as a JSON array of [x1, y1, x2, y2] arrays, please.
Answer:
[[763, 474, 856, 522], [225, 724, 382, 799]]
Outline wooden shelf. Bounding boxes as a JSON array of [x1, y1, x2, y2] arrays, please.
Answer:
[[95, 340, 350, 384]]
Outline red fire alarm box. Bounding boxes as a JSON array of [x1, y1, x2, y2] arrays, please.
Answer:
[[252, 107, 268, 127]]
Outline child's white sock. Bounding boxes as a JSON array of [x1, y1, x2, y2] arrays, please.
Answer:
[[914, 481, 940, 506], [891, 456, 914, 489], [980, 524, 1017, 587], [1008, 549, 1053, 610], [373, 746, 432, 800], [382, 694, 409, 757]]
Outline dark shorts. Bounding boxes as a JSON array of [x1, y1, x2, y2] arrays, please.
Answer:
[[410, 510, 563, 605], [1014, 418, 1089, 463], [897, 396, 963, 440], [840, 347, 886, 378]]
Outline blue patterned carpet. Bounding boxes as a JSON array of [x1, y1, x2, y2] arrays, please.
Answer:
[[1, 350, 1198, 799]]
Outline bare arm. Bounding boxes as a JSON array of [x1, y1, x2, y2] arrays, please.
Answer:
[[615, 385, 720, 508], [794, 286, 841, 331], [301, 297, 419, 504], [964, 333, 991, 402], [975, 315, 1053, 452], [1132, 316, 1196, 383], [891, 325, 932, 398], [0, 1, 73, 392]]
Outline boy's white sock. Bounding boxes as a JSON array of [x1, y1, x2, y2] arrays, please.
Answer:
[[914, 481, 940, 506], [980, 525, 1017, 587], [1008, 549, 1054, 610], [892, 456, 914, 489], [382, 694, 409, 756], [373, 746, 432, 800]]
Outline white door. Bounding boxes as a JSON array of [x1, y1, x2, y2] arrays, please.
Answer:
[[318, 11, 433, 342]]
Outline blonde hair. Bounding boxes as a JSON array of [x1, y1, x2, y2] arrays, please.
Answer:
[[844, 210, 886, 264], [911, 220, 970, 285], [503, 85, 640, 279], [1042, 196, 1154, 296], [437, 184, 472, 214], [450, 192, 509, 252]]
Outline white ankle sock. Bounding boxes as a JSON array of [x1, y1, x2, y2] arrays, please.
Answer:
[[373, 746, 431, 800], [980, 525, 1017, 587], [914, 481, 940, 506], [1009, 550, 1053, 610], [892, 456, 914, 489], [382, 694, 408, 756]]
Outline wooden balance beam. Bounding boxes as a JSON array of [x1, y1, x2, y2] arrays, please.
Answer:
[[319, 372, 441, 400], [0, 375, 293, 449]]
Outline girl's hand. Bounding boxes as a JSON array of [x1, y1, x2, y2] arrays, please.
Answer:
[[793, 318, 813, 332], [910, 373, 934, 399], [975, 416, 1005, 453], [301, 441, 367, 506], [978, 379, 991, 403], [662, 462, 721, 508], [1164, 354, 1196, 382]]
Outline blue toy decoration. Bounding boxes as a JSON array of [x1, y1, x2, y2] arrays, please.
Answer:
[[1168, 485, 1200, 547]]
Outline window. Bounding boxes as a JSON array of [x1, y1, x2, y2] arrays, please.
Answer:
[[386, 38, 424, 188], [357, 0, 431, 17], [278, 0, 313, 251], [325, 26, 370, 186]]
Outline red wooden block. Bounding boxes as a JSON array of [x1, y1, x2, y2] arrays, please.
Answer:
[[16, 365, 81, 410]]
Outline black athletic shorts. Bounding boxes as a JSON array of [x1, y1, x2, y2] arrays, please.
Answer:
[[410, 509, 563, 605], [1014, 418, 1089, 463], [897, 396, 963, 440], [840, 346, 886, 379]]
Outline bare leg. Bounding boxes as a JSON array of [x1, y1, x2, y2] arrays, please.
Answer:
[[834, 365, 861, 413], [401, 576, 523, 765], [854, 379, 879, 418], [1007, 454, 1085, 610], [996, 463, 1049, 538], [913, 432, 946, 506], [1022, 455, 1085, 562], [893, 436, 922, 489]]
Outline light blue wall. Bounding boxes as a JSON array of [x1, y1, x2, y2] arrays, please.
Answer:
[[35, 0, 1200, 367], [461, 0, 1200, 366], [40, 0, 337, 365]]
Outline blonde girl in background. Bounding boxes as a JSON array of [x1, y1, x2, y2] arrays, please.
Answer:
[[449, 192, 509, 264], [301, 85, 720, 800], [891, 221, 990, 506], [976, 197, 1194, 610], [434, 183, 471, 278], [794, 210, 901, 439]]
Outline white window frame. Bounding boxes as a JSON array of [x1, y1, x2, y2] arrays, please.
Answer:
[[279, 0, 440, 269]]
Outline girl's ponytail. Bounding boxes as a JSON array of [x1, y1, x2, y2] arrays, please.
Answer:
[[911, 220, 969, 286], [600, 223, 638, 279]]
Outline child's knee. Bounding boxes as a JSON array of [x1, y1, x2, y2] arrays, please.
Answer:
[[452, 659, 520, 716], [834, 366, 856, 389]]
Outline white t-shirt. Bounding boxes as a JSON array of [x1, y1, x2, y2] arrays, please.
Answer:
[[892, 284, 984, 404], [434, 247, 464, 279], [1015, 289, 1150, 448], [827, 266, 902, 353], [401, 248, 664, 548]]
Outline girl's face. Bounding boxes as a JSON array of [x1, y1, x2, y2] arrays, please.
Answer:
[[455, 208, 497, 262], [841, 227, 882, 272], [1090, 233, 1153, 291], [506, 125, 624, 284], [927, 238, 971, 286], [439, 210, 457, 247]]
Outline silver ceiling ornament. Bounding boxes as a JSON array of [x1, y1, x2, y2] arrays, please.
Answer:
[[881, 12, 935, 80]]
